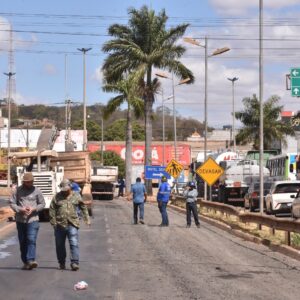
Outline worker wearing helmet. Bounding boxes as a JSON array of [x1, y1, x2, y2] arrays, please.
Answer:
[[157, 175, 171, 226], [183, 181, 200, 228]]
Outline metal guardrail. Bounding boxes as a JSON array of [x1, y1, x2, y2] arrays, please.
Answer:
[[172, 195, 300, 246]]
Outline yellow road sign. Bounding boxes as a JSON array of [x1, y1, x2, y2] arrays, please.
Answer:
[[165, 159, 184, 178], [196, 157, 224, 186]]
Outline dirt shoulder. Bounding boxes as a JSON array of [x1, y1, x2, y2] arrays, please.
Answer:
[[0, 207, 14, 223]]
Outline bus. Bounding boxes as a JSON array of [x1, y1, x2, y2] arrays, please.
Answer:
[[245, 150, 278, 166], [266, 153, 297, 181]]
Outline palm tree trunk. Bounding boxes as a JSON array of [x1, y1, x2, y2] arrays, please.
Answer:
[[125, 105, 132, 196], [144, 68, 154, 195]]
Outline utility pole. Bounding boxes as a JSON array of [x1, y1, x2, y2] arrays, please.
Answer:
[[227, 77, 239, 152], [101, 117, 104, 166], [77, 47, 92, 151], [259, 0, 264, 215], [4, 72, 15, 187]]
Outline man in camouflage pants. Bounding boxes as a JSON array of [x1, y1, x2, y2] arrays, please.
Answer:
[[49, 179, 90, 271]]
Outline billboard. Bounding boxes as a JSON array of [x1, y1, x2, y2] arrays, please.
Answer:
[[88, 143, 191, 166], [53, 130, 84, 152]]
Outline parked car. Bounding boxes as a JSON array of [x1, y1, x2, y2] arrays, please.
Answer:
[[291, 192, 300, 219], [176, 182, 188, 195], [244, 181, 273, 212], [265, 181, 300, 215]]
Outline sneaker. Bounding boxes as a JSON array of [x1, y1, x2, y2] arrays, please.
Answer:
[[197, 224, 201, 228], [139, 219, 145, 224], [59, 264, 66, 270], [28, 261, 38, 269], [21, 263, 32, 270], [186, 225, 191, 228], [71, 263, 79, 271]]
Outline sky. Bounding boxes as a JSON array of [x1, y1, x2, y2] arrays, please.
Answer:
[[1, 0, 300, 128]]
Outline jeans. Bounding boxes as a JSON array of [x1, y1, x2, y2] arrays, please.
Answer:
[[54, 225, 79, 265], [16, 221, 40, 264], [158, 201, 169, 226], [186, 202, 200, 226], [133, 202, 144, 223]]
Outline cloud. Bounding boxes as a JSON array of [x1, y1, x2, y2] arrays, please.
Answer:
[[0, 17, 38, 53], [0, 17, 11, 53], [210, 0, 300, 16], [43, 64, 57, 75], [91, 66, 103, 83]]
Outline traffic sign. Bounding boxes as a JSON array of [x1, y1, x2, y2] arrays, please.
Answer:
[[291, 68, 300, 97], [144, 166, 171, 180], [165, 159, 184, 179], [196, 157, 224, 186]]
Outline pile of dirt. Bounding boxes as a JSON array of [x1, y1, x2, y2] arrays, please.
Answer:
[[0, 207, 14, 222]]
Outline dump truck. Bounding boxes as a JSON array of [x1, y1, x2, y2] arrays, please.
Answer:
[[10, 150, 64, 219], [50, 151, 93, 215], [90, 161, 118, 200]]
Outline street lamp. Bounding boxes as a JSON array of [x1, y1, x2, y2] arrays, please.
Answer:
[[101, 117, 104, 166], [227, 77, 239, 153], [155, 71, 190, 161], [160, 94, 173, 165], [77, 47, 92, 151], [184, 37, 230, 200], [4, 72, 15, 187], [259, 0, 264, 215]]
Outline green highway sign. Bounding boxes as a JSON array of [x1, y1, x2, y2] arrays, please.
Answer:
[[291, 68, 300, 96]]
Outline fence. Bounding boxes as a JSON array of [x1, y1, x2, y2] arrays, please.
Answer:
[[172, 195, 300, 246]]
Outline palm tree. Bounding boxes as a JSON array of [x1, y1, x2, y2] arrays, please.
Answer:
[[102, 5, 194, 193], [235, 94, 294, 149], [102, 73, 144, 194]]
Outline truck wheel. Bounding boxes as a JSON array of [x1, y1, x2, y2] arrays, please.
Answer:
[[249, 201, 255, 212], [39, 210, 49, 222]]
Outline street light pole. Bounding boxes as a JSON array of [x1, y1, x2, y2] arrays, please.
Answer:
[[227, 77, 238, 153], [155, 73, 190, 163], [183, 37, 230, 201], [77, 47, 92, 151], [171, 74, 177, 161], [101, 117, 104, 166], [4, 72, 15, 187], [161, 89, 166, 166], [259, 0, 264, 214], [204, 36, 208, 200]]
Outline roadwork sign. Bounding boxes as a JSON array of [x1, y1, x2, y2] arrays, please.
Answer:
[[196, 157, 224, 186], [291, 68, 300, 97], [165, 159, 184, 178], [145, 166, 171, 180]]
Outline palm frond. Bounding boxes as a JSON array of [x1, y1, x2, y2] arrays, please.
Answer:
[[102, 95, 125, 119]]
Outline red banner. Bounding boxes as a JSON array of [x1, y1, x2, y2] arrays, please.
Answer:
[[88, 144, 190, 166]]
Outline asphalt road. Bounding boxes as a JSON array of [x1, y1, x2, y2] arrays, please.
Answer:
[[0, 199, 300, 300], [0, 197, 9, 208]]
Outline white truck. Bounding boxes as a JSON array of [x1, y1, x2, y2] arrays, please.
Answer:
[[90, 163, 118, 200], [11, 150, 64, 219], [218, 159, 270, 205]]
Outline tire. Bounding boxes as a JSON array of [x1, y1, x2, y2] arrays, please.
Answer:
[[249, 200, 255, 212], [39, 210, 50, 222], [266, 202, 273, 215]]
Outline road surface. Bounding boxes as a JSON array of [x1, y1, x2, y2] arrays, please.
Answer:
[[0, 198, 300, 300]]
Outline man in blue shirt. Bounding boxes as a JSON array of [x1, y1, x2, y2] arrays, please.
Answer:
[[130, 177, 147, 224], [157, 175, 171, 227]]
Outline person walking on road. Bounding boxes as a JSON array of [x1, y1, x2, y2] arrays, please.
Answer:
[[129, 177, 147, 224], [183, 182, 200, 228], [10, 172, 45, 270], [118, 177, 125, 197], [49, 179, 90, 271], [157, 176, 171, 227]]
